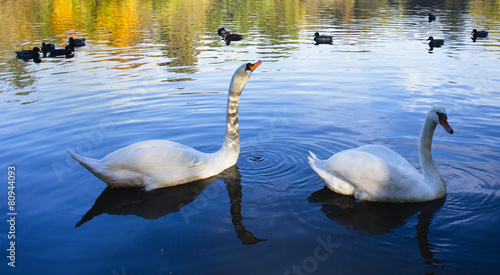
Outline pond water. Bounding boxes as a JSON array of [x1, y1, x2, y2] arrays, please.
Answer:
[[1, 0, 499, 274]]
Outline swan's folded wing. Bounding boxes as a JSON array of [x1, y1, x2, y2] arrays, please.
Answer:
[[99, 140, 210, 178], [325, 150, 392, 189], [354, 145, 418, 174], [100, 140, 179, 163], [324, 148, 420, 196]]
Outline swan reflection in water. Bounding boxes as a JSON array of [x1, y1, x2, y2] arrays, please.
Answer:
[[76, 165, 266, 245], [308, 188, 445, 267]]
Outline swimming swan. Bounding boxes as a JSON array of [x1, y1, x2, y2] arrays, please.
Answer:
[[308, 106, 454, 202], [69, 61, 262, 191]]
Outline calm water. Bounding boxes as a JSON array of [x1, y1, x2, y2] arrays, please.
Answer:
[[1, 0, 499, 274]]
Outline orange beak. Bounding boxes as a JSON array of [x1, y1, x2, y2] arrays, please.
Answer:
[[439, 116, 454, 134], [248, 61, 262, 71]]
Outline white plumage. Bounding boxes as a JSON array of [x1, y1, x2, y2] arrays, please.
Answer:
[[308, 106, 454, 202], [69, 61, 262, 191]]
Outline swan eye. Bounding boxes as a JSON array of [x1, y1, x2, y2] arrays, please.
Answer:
[[436, 112, 447, 120]]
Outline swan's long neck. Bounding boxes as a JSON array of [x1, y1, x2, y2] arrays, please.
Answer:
[[418, 116, 446, 196], [215, 72, 248, 166], [221, 86, 241, 156]]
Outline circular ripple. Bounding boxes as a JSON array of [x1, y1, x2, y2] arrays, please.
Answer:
[[240, 135, 360, 230], [240, 135, 353, 182], [247, 155, 266, 162], [439, 159, 500, 214]]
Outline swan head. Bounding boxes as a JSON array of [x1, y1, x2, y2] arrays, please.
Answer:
[[237, 61, 262, 80], [427, 106, 454, 134], [235, 61, 262, 75], [229, 61, 262, 95], [246, 60, 262, 71]]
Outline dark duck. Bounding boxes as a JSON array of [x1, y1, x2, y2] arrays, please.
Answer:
[[427, 36, 444, 47], [218, 27, 243, 45], [49, 46, 74, 58], [69, 37, 86, 50], [16, 47, 41, 61], [41, 42, 55, 57], [471, 29, 488, 41], [428, 13, 436, 22], [314, 32, 333, 44]]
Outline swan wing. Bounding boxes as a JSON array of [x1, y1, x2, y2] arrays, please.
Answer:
[[96, 140, 213, 189], [354, 145, 417, 173], [322, 147, 423, 201], [101, 140, 208, 172]]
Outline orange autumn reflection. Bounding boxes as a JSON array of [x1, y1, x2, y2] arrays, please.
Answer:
[[1, 0, 499, 71]]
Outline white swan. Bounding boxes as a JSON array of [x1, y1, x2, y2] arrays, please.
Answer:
[[69, 61, 262, 191], [308, 106, 454, 202]]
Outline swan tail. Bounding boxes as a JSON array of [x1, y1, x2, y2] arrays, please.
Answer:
[[307, 151, 326, 174], [307, 151, 318, 166], [307, 151, 356, 196], [68, 151, 101, 172], [308, 151, 327, 171]]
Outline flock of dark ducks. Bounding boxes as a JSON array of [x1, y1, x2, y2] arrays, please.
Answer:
[[17, 13, 489, 63], [15, 37, 86, 63], [314, 13, 489, 48]]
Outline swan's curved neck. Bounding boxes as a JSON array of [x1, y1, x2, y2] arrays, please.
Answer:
[[216, 73, 246, 165], [418, 116, 446, 195], [221, 89, 240, 154]]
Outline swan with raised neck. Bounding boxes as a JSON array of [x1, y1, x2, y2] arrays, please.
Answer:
[[211, 61, 263, 169], [69, 61, 262, 191]]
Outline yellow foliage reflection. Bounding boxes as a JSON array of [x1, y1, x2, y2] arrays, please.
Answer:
[[0, 0, 498, 73]]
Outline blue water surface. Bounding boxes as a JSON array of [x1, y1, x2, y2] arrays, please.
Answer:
[[1, 0, 499, 274]]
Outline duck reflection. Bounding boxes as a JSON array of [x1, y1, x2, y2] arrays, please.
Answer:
[[308, 187, 445, 265], [76, 165, 265, 245]]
